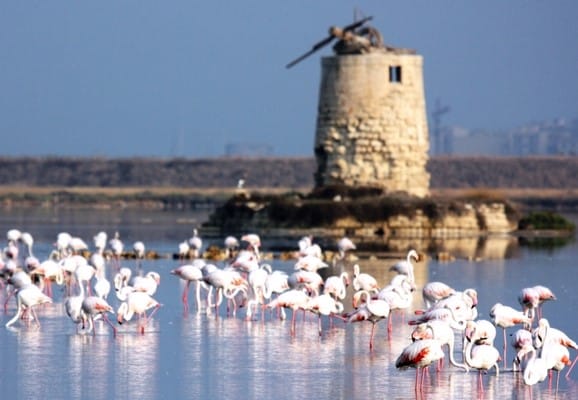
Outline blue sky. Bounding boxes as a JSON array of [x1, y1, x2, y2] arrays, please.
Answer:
[[1, 1, 577, 158]]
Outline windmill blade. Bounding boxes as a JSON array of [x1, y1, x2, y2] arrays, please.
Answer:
[[286, 34, 335, 69], [342, 15, 373, 32], [285, 15, 374, 69]]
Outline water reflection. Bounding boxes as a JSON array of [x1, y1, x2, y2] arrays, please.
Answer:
[[114, 333, 159, 400]]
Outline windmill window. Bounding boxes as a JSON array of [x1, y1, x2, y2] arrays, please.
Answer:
[[389, 66, 402, 83]]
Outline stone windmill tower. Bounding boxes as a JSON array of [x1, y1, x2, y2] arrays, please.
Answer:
[[287, 16, 430, 197]]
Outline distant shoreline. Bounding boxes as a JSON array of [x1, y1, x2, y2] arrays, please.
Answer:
[[1, 186, 578, 213]]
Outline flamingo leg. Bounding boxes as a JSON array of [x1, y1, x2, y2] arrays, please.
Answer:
[[182, 281, 190, 312], [195, 281, 202, 314], [502, 327, 508, 369], [101, 313, 117, 337], [566, 357, 577, 379], [478, 370, 484, 392], [369, 322, 376, 350], [290, 308, 297, 336], [3, 289, 14, 312]]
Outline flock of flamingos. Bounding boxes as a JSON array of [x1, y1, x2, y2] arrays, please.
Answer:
[[1, 228, 577, 394]]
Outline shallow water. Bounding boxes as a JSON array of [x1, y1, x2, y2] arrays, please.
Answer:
[[0, 210, 577, 400]]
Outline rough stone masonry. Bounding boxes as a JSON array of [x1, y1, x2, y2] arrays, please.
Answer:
[[314, 50, 430, 197]]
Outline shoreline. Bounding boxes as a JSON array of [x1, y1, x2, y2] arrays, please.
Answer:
[[1, 186, 578, 212]]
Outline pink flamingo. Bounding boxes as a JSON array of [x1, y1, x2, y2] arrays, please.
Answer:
[[323, 272, 350, 301], [347, 290, 390, 350], [422, 281, 455, 309], [489, 302, 532, 367], [389, 249, 419, 283], [411, 320, 469, 371], [305, 293, 345, 335], [395, 339, 445, 392], [82, 296, 117, 337], [266, 288, 310, 335], [171, 261, 206, 313], [352, 264, 379, 294], [532, 318, 578, 380], [515, 344, 548, 386], [464, 321, 500, 393], [116, 288, 161, 334], [5, 284, 52, 329], [518, 286, 541, 327]]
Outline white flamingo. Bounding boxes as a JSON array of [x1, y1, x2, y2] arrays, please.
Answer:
[[5, 284, 52, 329]]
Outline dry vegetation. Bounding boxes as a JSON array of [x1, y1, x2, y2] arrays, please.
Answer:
[[0, 156, 578, 210]]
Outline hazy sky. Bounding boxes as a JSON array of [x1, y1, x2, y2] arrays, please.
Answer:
[[1, 1, 577, 158]]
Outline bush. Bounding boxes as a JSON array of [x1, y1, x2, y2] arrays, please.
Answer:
[[518, 211, 575, 231]]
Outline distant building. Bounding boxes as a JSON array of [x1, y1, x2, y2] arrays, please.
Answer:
[[433, 117, 578, 156]]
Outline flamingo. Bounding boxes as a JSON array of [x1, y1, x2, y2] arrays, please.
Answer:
[[378, 275, 413, 336], [68, 236, 89, 255], [352, 264, 379, 294], [241, 233, 261, 260], [93, 231, 108, 252], [266, 288, 310, 335], [81, 296, 117, 337], [323, 272, 350, 301], [203, 266, 248, 316], [171, 260, 206, 313], [395, 339, 445, 392], [532, 318, 578, 379], [336, 236, 356, 262], [54, 232, 72, 259], [131, 271, 160, 296], [133, 241, 146, 270], [409, 305, 467, 331], [188, 229, 203, 259], [306, 293, 344, 335], [430, 288, 478, 323], [518, 286, 540, 326], [108, 231, 124, 269], [515, 344, 548, 386], [91, 250, 110, 300], [6, 228, 21, 244], [531, 285, 556, 319], [489, 302, 532, 367], [298, 235, 323, 259], [178, 240, 191, 262], [294, 254, 328, 273], [246, 263, 272, 319], [422, 281, 455, 309], [348, 290, 390, 350], [65, 276, 88, 333], [29, 259, 65, 297], [410, 320, 469, 371], [223, 236, 239, 260], [116, 288, 161, 334], [5, 284, 53, 328], [288, 269, 324, 296], [113, 267, 132, 294], [4, 269, 32, 311], [389, 249, 419, 283], [464, 321, 500, 392], [20, 232, 35, 259], [465, 319, 497, 346], [512, 328, 534, 371]]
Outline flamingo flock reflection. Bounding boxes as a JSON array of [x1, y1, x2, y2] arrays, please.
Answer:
[[1, 228, 577, 395]]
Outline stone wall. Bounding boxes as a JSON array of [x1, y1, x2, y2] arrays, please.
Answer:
[[314, 52, 430, 197]]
